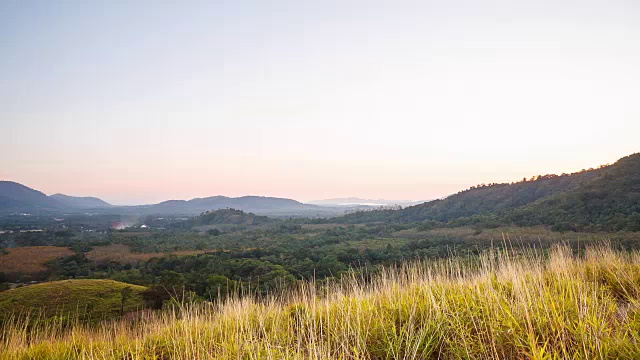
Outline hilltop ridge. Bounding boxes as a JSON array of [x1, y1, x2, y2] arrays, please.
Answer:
[[336, 153, 640, 231]]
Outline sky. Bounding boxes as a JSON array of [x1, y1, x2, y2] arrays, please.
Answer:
[[1, 0, 639, 205]]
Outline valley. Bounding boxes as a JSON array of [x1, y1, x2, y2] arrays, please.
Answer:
[[1, 153, 639, 359]]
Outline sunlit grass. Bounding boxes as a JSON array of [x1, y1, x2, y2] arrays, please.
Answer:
[[2, 243, 640, 359]]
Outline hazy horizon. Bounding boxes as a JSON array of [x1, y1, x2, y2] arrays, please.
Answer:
[[2, 152, 631, 206], [2, 1, 640, 205]]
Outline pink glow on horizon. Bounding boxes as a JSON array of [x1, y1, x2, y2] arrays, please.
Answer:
[[2, 1, 639, 204], [1, 148, 633, 205]]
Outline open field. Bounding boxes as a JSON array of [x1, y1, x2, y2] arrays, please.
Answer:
[[86, 244, 206, 265], [2, 244, 640, 359], [0, 246, 73, 276]]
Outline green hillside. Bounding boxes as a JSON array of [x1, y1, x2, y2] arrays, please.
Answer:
[[337, 153, 640, 231], [0, 279, 146, 325], [507, 153, 640, 231]]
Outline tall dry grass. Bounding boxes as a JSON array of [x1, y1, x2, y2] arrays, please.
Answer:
[[2, 243, 640, 359]]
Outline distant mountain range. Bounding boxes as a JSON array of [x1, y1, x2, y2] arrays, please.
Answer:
[[0, 181, 334, 217], [335, 152, 640, 232], [123, 196, 328, 217], [3, 151, 638, 225], [0, 181, 116, 213]]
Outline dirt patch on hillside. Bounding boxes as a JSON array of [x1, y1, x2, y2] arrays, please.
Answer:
[[86, 244, 204, 265], [0, 246, 74, 275]]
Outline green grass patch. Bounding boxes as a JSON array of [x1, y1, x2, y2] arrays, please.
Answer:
[[0, 279, 146, 326]]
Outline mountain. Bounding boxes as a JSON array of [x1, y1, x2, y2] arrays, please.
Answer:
[[0, 182, 113, 213], [0, 181, 62, 212], [49, 194, 112, 209], [308, 197, 425, 207], [336, 153, 640, 231], [128, 195, 331, 217]]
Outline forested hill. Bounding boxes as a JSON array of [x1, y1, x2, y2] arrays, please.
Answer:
[[187, 208, 271, 226], [506, 153, 640, 231], [335, 153, 640, 231]]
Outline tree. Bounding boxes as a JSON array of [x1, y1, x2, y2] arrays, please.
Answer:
[[120, 286, 132, 315], [142, 286, 171, 309], [205, 275, 235, 300]]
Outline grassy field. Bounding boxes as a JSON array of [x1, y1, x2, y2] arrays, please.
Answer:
[[0, 279, 146, 326], [2, 244, 640, 359], [394, 225, 640, 241], [0, 246, 73, 276]]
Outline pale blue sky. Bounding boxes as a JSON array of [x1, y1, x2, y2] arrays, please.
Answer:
[[1, 0, 639, 204]]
